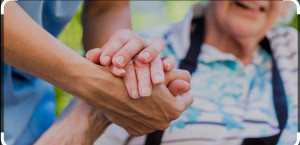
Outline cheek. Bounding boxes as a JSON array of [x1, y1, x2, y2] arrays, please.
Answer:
[[211, 1, 231, 17], [263, 3, 282, 30]]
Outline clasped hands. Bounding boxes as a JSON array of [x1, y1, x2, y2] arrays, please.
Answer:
[[86, 29, 191, 98], [59, 29, 194, 144]]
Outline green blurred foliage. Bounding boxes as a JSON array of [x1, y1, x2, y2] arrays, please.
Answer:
[[55, 2, 299, 116], [289, 14, 298, 30], [55, 5, 83, 116], [165, 1, 198, 23], [131, 1, 197, 31]]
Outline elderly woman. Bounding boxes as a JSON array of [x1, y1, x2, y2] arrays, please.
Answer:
[[95, 1, 298, 145]]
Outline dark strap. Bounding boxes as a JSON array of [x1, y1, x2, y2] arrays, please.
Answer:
[[145, 18, 287, 145], [144, 17, 205, 145], [179, 17, 205, 74], [145, 130, 165, 145], [242, 38, 288, 145]]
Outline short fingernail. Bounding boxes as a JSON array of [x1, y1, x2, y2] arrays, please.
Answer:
[[117, 68, 126, 75], [141, 87, 151, 97], [85, 51, 91, 59], [102, 56, 111, 65], [165, 62, 171, 70], [142, 52, 151, 62], [131, 89, 140, 99], [154, 75, 164, 84], [115, 56, 125, 66], [181, 82, 190, 93]]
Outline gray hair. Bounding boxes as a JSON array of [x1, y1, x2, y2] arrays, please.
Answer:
[[276, 1, 297, 25]]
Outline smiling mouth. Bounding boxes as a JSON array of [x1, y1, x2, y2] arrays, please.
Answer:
[[235, 1, 265, 12]]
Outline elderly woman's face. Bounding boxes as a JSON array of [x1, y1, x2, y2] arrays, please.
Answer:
[[210, 1, 285, 38]]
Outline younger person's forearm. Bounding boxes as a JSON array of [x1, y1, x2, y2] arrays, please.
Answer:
[[3, 1, 113, 101]]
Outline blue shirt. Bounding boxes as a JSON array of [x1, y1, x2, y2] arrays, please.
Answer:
[[4, 1, 82, 145]]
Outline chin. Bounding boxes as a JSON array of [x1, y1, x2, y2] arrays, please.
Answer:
[[226, 20, 264, 39]]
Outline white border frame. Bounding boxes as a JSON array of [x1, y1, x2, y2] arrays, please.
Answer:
[[1, 133, 7, 145], [1, 0, 17, 15], [284, 0, 300, 14], [0, 0, 299, 144]]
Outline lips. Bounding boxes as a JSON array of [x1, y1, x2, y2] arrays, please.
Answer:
[[235, 1, 266, 12]]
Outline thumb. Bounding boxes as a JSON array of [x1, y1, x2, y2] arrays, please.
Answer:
[[176, 92, 194, 112], [168, 80, 190, 96], [85, 48, 102, 64], [164, 69, 191, 86]]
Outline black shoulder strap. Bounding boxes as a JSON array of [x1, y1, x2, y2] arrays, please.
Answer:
[[144, 17, 205, 145], [179, 17, 205, 74], [145, 17, 287, 145], [242, 38, 288, 145]]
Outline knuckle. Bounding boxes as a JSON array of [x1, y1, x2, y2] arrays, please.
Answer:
[[112, 35, 127, 45], [116, 29, 132, 37], [111, 29, 132, 44], [120, 29, 132, 35], [168, 109, 182, 121], [151, 38, 165, 54], [128, 131, 139, 136], [119, 48, 132, 58], [129, 130, 144, 137], [154, 38, 165, 47], [182, 70, 191, 82], [132, 36, 145, 48], [156, 123, 170, 130]]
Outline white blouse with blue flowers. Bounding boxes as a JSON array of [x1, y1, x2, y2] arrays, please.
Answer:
[[95, 3, 298, 145]]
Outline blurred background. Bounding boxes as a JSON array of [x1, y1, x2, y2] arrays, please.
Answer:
[[55, 1, 299, 116]]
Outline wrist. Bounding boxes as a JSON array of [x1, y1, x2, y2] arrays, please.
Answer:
[[35, 102, 111, 145], [74, 62, 128, 108], [65, 103, 111, 145], [80, 103, 111, 144]]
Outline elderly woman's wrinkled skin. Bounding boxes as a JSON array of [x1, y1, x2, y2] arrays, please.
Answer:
[[204, 1, 287, 65]]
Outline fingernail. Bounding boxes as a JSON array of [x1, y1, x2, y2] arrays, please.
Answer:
[[102, 56, 111, 65], [165, 62, 171, 70], [115, 56, 125, 66], [180, 82, 190, 94], [116, 68, 126, 75], [142, 52, 151, 62], [131, 89, 140, 99], [86, 51, 91, 59], [154, 75, 164, 84], [141, 87, 151, 97]]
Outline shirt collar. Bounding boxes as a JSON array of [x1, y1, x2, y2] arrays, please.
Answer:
[[168, 3, 206, 59], [199, 44, 264, 66], [167, 2, 265, 65]]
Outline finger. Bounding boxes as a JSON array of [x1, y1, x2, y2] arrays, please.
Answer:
[[134, 58, 152, 97], [176, 92, 194, 112], [106, 65, 126, 77], [161, 55, 176, 71], [138, 38, 165, 63], [150, 57, 165, 85], [168, 80, 190, 96], [112, 36, 145, 68], [123, 60, 140, 99], [100, 29, 134, 66], [164, 69, 191, 85], [85, 48, 102, 64]]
